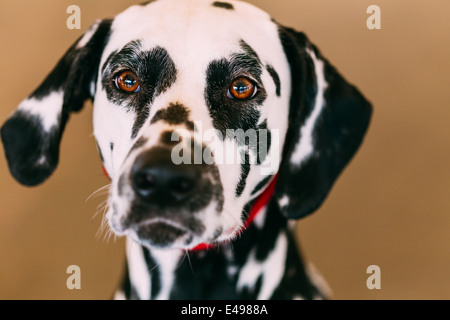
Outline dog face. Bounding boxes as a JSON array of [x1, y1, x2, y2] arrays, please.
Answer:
[[1, 0, 371, 250]]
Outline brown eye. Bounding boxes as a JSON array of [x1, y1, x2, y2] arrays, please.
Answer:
[[115, 70, 140, 93], [228, 77, 257, 100]]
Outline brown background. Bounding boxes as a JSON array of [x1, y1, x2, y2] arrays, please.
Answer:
[[0, 0, 449, 300]]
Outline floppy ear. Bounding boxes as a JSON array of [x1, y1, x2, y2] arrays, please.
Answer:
[[1, 19, 112, 186], [275, 26, 372, 219]]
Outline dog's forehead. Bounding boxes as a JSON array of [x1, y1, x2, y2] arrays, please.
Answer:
[[104, 0, 277, 65]]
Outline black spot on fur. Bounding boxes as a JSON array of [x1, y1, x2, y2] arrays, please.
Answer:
[[239, 40, 261, 65], [235, 151, 250, 197], [1, 112, 59, 186], [266, 65, 281, 97], [151, 103, 194, 130], [117, 263, 139, 300], [250, 174, 273, 196], [212, 2, 234, 10], [142, 248, 161, 299], [101, 42, 177, 138]]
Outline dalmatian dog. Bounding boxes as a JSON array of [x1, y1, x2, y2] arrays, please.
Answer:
[[1, 0, 371, 299]]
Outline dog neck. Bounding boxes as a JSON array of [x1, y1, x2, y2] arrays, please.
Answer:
[[117, 172, 326, 300], [189, 174, 279, 251]]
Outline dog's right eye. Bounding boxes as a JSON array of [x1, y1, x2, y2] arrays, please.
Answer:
[[114, 71, 140, 93], [228, 77, 257, 100]]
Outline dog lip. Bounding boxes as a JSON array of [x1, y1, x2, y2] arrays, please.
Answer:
[[132, 218, 187, 232], [131, 218, 190, 247]]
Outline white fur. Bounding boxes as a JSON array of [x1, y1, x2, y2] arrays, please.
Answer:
[[278, 195, 290, 209], [237, 231, 288, 299], [76, 20, 100, 49], [290, 48, 328, 166], [126, 238, 151, 300], [18, 90, 63, 132], [253, 206, 267, 229], [149, 248, 183, 300]]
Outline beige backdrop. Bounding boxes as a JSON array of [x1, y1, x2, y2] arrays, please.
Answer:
[[0, 0, 449, 300]]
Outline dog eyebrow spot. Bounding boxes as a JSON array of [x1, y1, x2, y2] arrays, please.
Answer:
[[159, 131, 181, 146], [101, 42, 177, 139], [212, 1, 234, 10], [151, 103, 194, 130], [266, 65, 281, 97]]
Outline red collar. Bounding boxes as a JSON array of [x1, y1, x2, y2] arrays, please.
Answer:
[[190, 174, 278, 251], [101, 165, 278, 251]]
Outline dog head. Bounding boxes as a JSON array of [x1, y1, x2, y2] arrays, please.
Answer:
[[1, 0, 371, 250]]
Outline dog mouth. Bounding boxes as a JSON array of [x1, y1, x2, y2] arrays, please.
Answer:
[[130, 219, 192, 248]]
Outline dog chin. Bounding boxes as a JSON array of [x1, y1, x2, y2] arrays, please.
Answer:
[[127, 220, 191, 249], [117, 221, 196, 250], [125, 222, 240, 251], [107, 206, 242, 250]]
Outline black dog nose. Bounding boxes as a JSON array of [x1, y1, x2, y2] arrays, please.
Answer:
[[131, 148, 199, 205]]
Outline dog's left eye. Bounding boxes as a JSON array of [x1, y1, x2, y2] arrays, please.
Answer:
[[228, 77, 257, 100], [114, 70, 140, 93]]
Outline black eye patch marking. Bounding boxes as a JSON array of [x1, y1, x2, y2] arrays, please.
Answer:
[[212, 1, 234, 10], [101, 41, 177, 138], [205, 40, 268, 198], [151, 103, 195, 131], [266, 65, 281, 97], [205, 40, 267, 138]]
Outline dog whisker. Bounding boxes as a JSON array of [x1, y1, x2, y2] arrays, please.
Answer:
[[182, 250, 195, 276], [86, 183, 112, 203], [93, 197, 114, 243]]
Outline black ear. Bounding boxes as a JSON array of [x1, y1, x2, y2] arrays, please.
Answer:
[[275, 26, 372, 219], [1, 19, 112, 186]]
